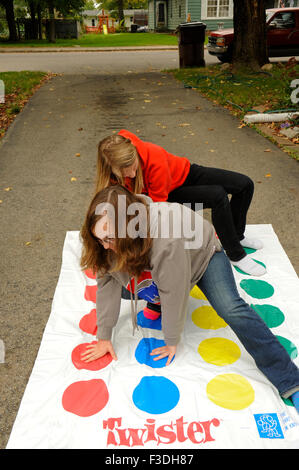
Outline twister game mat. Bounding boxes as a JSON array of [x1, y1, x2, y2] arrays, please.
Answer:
[[6, 225, 299, 449]]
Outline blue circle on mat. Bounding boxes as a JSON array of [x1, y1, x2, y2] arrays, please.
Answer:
[[135, 337, 174, 368], [133, 376, 180, 414], [137, 310, 162, 330]]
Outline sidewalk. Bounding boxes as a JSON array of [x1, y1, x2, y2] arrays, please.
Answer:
[[0, 45, 179, 53]]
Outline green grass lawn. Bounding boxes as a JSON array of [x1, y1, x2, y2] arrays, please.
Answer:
[[170, 62, 299, 116], [170, 61, 299, 159], [0, 32, 179, 48], [0, 71, 50, 138]]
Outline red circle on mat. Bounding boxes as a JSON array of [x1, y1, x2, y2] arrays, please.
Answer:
[[62, 379, 109, 417], [84, 269, 96, 279], [71, 341, 113, 371], [84, 285, 97, 303], [79, 309, 97, 335]]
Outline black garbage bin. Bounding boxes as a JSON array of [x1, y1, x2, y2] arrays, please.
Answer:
[[131, 24, 138, 33], [177, 21, 206, 68]]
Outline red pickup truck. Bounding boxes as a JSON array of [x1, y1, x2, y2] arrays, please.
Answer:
[[207, 7, 299, 62]]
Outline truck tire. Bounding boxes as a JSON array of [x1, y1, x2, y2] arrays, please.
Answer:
[[217, 45, 232, 63]]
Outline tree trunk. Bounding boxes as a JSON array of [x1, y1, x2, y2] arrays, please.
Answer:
[[232, 0, 269, 71], [117, 0, 124, 25], [3, 0, 18, 42], [48, 0, 56, 43], [29, 1, 38, 40], [37, 3, 42, 40]]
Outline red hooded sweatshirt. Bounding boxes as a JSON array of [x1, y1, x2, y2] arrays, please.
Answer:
[[118, 129, 190, 202]]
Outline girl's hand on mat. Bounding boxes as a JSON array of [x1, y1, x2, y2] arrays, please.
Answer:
[[81, 340, 117, 362], [150, 345, 176, 366]]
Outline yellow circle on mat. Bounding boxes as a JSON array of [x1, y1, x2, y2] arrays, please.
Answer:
[[192, 306, 227, 329], [198, 338, 241, 366], [207, 373, 255, 410], [190, 285, 207, 300]]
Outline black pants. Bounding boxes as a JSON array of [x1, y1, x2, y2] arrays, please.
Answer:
[[167, 164, 254, 262]]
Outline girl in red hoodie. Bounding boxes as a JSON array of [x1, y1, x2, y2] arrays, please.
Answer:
[[95, 129, 265, 278]]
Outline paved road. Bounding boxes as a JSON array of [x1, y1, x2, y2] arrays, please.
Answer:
[[0, 48, 298, 449], [0, 48, 181, 74], [0, 48, 295, 74]]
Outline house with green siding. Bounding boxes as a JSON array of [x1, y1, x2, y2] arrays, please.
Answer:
[[147, 0, 296, 32]]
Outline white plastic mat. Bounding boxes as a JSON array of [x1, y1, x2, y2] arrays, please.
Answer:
[[6, 225, 299, 449]]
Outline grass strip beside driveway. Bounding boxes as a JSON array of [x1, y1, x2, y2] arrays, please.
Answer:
[[0, 71, 52, 139], [170, 61, 299, 160]]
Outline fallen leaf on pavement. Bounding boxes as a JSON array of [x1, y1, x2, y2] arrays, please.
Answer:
[[71, 177, 77, 182], [4, 187, 12, 191], [265, 173, 272, 178], [264, 149, 272, 152]]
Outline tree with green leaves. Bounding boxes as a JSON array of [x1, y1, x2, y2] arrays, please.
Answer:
[[100, 0, 147, 23]]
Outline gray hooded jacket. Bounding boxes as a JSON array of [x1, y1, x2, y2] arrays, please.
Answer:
[[96, 202, 221, 346]]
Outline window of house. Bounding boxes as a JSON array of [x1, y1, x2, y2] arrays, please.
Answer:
[[202, 0, 233, 19], [92, 19, 95, 26]]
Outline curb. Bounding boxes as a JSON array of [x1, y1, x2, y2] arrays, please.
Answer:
[[0, 45, 179, 53]]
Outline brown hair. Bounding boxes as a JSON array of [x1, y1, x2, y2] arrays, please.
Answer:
[[95, 134, 144, 195], [80, 185, 152, 278]]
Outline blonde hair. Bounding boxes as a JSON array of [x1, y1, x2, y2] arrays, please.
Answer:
[[95, 134, 143, 195]]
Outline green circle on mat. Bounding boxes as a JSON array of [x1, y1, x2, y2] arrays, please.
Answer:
[[240, 279, 274, 299], [282, 396, 294, 407], [243, 247, 257, 255], [250, 304, 285, 328], [233, 259, 266, 275], [276, 335, 298, 360]]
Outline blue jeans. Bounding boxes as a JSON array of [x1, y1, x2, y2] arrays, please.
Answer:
[[196, 250, 299, 398]]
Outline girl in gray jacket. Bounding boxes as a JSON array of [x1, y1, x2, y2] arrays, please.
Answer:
[[80, 185, 299, 413]]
